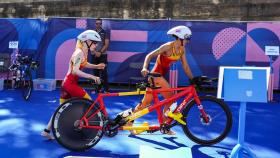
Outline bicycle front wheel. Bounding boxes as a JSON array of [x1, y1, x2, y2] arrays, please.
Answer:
[[21, 71, 32, 100], [182, 95, 232, 145], [52, 98, 105, 151]]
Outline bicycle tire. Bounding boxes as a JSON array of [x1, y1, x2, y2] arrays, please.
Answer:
[[181, 95, 232, 145], [52, 98, 105, 151], [21, 71, 32, 100]]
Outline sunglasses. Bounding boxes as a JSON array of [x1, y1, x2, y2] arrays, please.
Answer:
[[92, 41, 98, 45], [87, 40, 98, 45], [95, 22, 102, 25]]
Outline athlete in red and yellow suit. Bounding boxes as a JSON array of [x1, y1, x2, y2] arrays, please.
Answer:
[[41, 39, 105, 140], [130, 40, 194, 135], [60, 54, 90, 103], [152, 42, 185, 75], [60, 41, 105, 104]]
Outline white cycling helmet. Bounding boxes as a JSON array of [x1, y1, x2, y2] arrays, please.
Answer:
[[167, 25, 192, 40], [77, 30, 101, 42]]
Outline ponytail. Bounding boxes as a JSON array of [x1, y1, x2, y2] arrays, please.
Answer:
[[75, 40, 83, 49]]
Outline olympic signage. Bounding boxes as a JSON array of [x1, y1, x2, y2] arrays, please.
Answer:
[[9, 41, 19, 49]]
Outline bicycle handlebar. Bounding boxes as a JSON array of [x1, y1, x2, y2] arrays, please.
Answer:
[[135, 74, 218, 90], [189, 76, 218, 92], [89, 79, 104, 93], [146, 72, 162, 78], [89, 72, 218, 91], [16, 55, 33, 65], [190, 76, 217, 86], [9, 55, 40, 71]]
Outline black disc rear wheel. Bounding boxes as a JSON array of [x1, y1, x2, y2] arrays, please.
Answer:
[[52, 98, 104, 151]]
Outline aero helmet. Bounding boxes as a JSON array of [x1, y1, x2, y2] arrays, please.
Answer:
[[167, 26, 192, 40], [77, 30, 101, 42]]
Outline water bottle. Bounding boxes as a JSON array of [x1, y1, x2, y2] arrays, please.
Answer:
[[165, 102, 177, 117], [119, 108, 133, 118], [170, 102, 177, 112]]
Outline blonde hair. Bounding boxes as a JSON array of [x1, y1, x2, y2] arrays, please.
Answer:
[[76, 39, 83, 49]]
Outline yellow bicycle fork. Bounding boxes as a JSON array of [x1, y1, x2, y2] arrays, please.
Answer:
[[119, 108, 186, 134], [116, 89, 186, 134]]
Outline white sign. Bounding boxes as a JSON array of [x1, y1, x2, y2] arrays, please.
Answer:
[[265, 46, 279, 56], [238, 70, 253, 80], [217, 66, 271, 100], [9, 41, 19, 49]]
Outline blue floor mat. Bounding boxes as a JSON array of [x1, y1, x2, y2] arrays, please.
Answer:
[[0, 89, 280, 158]]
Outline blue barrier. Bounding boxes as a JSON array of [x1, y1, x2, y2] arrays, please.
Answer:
[[218, 66, 270, 158]]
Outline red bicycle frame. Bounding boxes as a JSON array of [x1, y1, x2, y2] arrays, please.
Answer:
[[79, 85, 209, 131]]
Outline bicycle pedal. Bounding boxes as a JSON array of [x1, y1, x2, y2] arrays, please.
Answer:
[[167, 112, 186, 125]]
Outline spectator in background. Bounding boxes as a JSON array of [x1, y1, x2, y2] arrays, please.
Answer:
[[91, 18, 110, 93]]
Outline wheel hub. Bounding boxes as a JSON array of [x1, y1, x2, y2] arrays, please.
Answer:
[[200, 114, 212, 125], [73, 120, 84, 131]]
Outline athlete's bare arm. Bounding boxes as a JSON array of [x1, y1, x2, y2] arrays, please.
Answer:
[[141, 43, 171, 76]]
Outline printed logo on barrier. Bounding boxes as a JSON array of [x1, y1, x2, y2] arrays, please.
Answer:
[[76, 19, 87, 29], [212, 28, 246, 60]]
